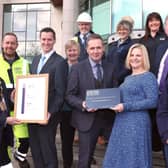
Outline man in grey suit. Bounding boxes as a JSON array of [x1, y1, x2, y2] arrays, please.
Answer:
[[66, 34, 117, 168], [29, 27, 68, 168]]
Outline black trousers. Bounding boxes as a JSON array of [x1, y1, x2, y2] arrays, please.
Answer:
[[17, 137, 29, 154], [28, 113, 61, 168], [0, 128, 11, 166], [60, 111, 75, 168], [149, 109, 162, 151], [77, 112, 114, 168]]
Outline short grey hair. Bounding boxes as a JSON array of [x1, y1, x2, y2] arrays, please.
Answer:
[[116, 20, 133, 33]]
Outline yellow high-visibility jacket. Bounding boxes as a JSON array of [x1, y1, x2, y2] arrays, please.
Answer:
[[0, 54, 30, 138]]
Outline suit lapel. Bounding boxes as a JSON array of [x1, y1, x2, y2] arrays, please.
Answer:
[[102, 61, 109, 88], [40, 52, 57, 73]]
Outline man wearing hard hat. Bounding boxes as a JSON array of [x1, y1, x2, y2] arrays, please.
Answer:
[[73, 12, 94, 61]]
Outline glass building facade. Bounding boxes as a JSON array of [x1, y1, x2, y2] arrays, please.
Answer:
[[3, 3, 51, 61], [1, 0, 168, 58], [90, 0, 168, 37]]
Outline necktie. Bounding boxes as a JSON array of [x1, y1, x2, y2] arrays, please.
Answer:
[[96, 63, 103, 81], [37, 55, 46, 73], [83, 34, 87, 48], [159, 55, 168, 91]]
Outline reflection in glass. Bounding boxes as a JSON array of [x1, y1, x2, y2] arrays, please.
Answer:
[[27, 12, 37, 41], [37, 12, 50, 31], [13, 12, 26, 31]]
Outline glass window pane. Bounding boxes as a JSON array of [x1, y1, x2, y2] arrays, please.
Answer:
[[13, 12, 26, 31], [4, 5, 12, 12], [143, 0, 168, 27], [37, 11, 50, 31], [26, 42, 41, 62], [3, 3, 51, 60], [17, 42, 26, 57], [93, 0, 109, 6], [27, 12, 37, 41], [92, 1, 110, 35], [14, 32, 26, 41], [28, 3, 50, 11], [36, 32, 40, 41], [3, 13, 13, 34], [112, 0, 142, 32], [12, 5, 26, 12]]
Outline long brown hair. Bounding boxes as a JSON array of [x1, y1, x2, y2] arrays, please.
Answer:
[[144, 12, 164, 40]]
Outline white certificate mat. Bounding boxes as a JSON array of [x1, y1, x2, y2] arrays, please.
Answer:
[[14, 74, 49, 123]]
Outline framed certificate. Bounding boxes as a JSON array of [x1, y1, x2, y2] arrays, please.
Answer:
[[14, 74, 49, 123], [86, 88, 120, 109]]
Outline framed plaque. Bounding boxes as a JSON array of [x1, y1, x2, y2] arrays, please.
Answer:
[[14, 74, 49, 123], [86, 88, 120, 109]]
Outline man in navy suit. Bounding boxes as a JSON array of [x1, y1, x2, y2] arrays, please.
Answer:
[[156, 40, 168, 166], [29, 27, 68, 168], [157, 67, 168, 167], [154, 40, 168, 76], [66, 34, 117, 168]]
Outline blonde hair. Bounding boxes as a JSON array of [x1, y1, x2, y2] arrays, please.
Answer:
[[65, 39, 80, 53], [125, 43, 150, 71]]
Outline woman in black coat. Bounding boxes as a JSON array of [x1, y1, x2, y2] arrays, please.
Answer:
[[139, 12, 167, 152], [107, 20, 134, 85], [0, 77, 20, 167], [139, 12, 167, 73]]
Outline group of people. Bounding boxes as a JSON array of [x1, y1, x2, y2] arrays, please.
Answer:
[[1, 10, 168, 168]]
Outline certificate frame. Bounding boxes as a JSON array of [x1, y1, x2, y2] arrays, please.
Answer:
[[14, 74, 49, 123]]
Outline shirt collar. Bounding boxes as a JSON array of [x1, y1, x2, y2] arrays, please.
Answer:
[[88, 57, 102, 68], [42, 50, 54, 59], [79, 32, 90, 39]]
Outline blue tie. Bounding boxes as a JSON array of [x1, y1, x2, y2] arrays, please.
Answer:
[[159, 55, 168, 91], [37, 55, 46, 73]]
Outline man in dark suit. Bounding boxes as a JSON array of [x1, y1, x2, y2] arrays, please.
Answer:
[[28, 27, 68, 168], [74, 12, 94, 62], [154, 40, 168, 76], [66, 34, 117, 168], [157, 51, 168, 167]]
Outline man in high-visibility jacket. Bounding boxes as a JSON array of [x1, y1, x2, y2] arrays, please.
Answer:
[[0, 32, 30, 168]]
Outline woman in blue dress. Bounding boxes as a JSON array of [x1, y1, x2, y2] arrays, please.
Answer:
[[103, 43, 158, 168]]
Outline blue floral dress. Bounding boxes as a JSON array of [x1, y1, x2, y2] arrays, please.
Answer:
[[103, 72, 158, 168]]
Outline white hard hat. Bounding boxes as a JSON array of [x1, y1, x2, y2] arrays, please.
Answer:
[[76, 12, 92, 23]]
